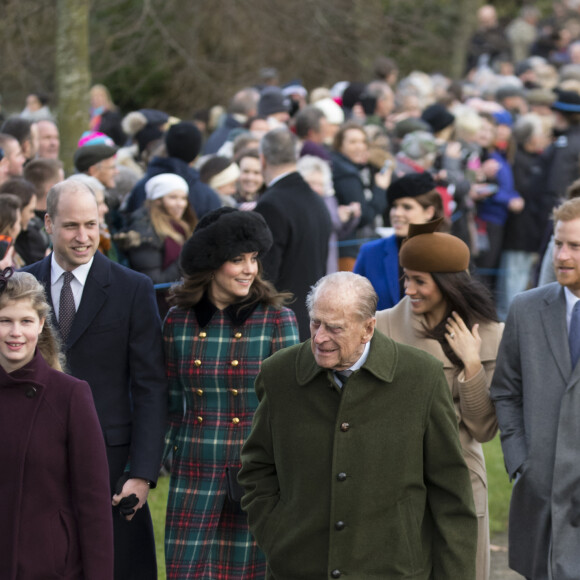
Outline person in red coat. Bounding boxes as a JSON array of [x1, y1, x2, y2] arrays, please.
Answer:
[[0, 269, 113, 580]]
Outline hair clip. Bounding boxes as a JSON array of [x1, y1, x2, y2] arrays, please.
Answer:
[[0, 267, 14, 294]]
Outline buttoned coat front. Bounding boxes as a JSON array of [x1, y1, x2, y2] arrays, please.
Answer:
[[376, 298, 503, 580], [163, 301, 299, 579], [239, 331, 477, 580], [0, 351, 113, 580], [491, 283, 580, 580]]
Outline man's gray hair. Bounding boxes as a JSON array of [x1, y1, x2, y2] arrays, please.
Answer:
[[68, 173, 105, 195], [306, 272, 378, 321], [46, 177, 96, 218], [260, 128, 297, 166], [365, 80, 393, 101], [296, 155, 333, 197], [229, 88, 261, 116], [294, 106, 325, 139]]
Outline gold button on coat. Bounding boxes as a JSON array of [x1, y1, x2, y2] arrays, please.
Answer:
[[194, 359, 202, 367], [196, 389, 203, 396], [199, 331, 207, 338], [197, 416, 203, 423], [232, 417, 240, 425], [231, 360, 239, 367], [234, 332, 242, 339], [231, 389, 239, 396]]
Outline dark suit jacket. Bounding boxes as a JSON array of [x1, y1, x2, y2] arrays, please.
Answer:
[[255, 172, 331, 339], [491, 283, 580, 579], [23, 251, 167, 488]]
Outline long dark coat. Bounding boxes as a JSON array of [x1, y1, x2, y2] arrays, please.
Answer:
[[254, 172, 331, 340], [491, 283, 580, 580], [0, 351, 113, 580], [239, 331, 477, 579]]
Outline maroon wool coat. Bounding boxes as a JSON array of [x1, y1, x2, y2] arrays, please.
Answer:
[[0, 350, 114, 580]]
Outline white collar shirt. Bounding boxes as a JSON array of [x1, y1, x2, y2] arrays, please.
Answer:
[[50, 254, 93, 319]]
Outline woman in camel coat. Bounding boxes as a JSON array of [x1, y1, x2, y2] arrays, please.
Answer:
[[376, 220, 503, 580]]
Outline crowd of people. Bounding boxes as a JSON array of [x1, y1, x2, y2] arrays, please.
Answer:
[[4, 1, 580, 579]]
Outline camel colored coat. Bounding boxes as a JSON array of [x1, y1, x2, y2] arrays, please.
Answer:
[[376, 297, 503, 580]]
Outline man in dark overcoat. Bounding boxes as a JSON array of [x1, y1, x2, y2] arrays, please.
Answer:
[[255, 127, 332, 340], [491, 196, 580, 580], [22, 178, 167, 579], [239, 272, 477, 579]]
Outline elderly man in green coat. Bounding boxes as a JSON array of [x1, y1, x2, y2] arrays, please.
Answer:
[[239, 271, 477, 580]]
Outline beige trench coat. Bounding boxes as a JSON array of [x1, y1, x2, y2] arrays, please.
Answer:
[[376, 297, 503, 580]]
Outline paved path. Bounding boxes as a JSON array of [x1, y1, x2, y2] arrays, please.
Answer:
[[490, 532, 524, 579]]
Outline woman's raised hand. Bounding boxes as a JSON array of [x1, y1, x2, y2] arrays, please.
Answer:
[[445, 311, 482, 379]]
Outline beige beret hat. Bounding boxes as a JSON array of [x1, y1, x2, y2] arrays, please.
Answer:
[[399, 218, 470, 272]]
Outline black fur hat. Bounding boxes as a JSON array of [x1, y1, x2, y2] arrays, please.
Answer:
[[387, 172, 436, 207], [180, 207, 273, 275]]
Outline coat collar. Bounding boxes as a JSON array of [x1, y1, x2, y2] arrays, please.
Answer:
[[194, 292, 259, 328], [295, 331, 398, 386], [0, 349, 51, 389], [265, 171, 307, 191]]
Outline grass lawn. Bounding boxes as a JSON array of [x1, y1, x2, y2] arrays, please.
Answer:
[[483, 433, 512, 535], [149, 475, 169, 580], [149, 434, 513, 578]]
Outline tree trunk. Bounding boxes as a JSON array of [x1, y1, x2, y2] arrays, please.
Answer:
[[56, 0, 90, 175], [451, 0, 481, 79]]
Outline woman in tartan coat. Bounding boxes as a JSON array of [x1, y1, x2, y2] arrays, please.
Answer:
[[163, 207, 299, 579]]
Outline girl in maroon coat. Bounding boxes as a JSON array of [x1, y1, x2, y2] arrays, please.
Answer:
[[0, 270, 113, 580]]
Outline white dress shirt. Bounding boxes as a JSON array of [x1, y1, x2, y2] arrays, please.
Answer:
[[50, 255, 93, 319]]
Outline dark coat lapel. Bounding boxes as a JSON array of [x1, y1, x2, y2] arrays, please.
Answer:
[[32, 256, 57, 328], [540, 284, 570, 382], [66, 253, 110, 349]]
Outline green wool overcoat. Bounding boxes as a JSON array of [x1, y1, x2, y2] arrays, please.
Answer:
[[239, 330, 477, 580]]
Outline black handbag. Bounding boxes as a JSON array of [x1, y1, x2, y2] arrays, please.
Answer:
[[225, 466, 245, 504]]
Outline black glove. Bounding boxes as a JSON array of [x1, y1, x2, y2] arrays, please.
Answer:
[[114, 473, 139, 518]]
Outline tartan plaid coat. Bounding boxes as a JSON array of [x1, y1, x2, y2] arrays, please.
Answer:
[[163, 297, 299, 580]]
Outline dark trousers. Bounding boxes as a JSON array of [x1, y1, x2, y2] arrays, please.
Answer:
[[113, 503, 157, 580], [108, 444, 158, 580]]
